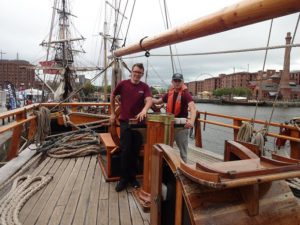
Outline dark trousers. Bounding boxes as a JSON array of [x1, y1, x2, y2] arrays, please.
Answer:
[[120, 121, 142, 181]]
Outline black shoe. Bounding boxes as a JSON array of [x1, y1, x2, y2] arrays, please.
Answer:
[[130, 179, 140, 189], [115, 179, 128, 192]]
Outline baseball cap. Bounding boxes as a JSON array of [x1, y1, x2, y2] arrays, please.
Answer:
[[172, 73, 184, 81]]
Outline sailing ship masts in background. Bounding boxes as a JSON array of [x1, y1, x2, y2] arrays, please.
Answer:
[[41, 37, 85, 45], [113, 0, 300, 57]]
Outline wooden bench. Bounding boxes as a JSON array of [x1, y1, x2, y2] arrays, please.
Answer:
[[98, 132, 144, 181]]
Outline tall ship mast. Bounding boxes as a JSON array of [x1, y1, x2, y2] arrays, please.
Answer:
[[38, 0, 98, 101]]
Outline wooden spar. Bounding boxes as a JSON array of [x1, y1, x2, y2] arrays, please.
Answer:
[[113, 0, 300, 57]]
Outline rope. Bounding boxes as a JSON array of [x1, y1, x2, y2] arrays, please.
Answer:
[[290, 117, 300, 132], [62, 114, 70, 127], [0, 153, 42, 191], [122, 0, 136, 47], [0, 175, 52, 225], [251, 128, 266, 155], [33, 106, 51, 145], [265, 14, 300, 134], [253, 19, 273, 121], [236, 121, 253, 142], [121, 43, 300, 59], [36, 131, 100, 158]]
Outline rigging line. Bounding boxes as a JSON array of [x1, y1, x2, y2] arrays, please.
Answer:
[[41, 0, 58, 103], [120, 43, 300, 59], [122, 0, 136, 47], [165, 2, 182, 74], [110, 0, 122, 52], [266, 14, 300, 132], [158, 0, 167, 28], [163, 0, 175, 74], [149, 64, 168, 87], [145, 58, 149, 83], [116, 0, 129, 39], [49, 61, 113, 112], [253, 19, 273, 123]]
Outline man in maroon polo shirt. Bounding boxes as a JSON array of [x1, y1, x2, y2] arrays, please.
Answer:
[[110, 63, 152, 192]]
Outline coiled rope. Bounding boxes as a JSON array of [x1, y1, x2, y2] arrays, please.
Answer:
[[236, 121, 266, 154], [0, 175, 52, 225], [36, 131, 100, 158], [33, 107, 51, 145], [251, 128, 266, 155], [0, 153, 42, 192], [237, 122, 253, 142]]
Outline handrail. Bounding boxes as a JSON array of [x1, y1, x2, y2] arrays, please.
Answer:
[[198, 118, 300, 143], [0, 116, 36, 135], [198, 111, 298, 131], [0, 104, 39, 120], [0, 102, 111, 120]]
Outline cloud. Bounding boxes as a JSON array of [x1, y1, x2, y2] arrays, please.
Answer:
[[0, 0, 299, 88]]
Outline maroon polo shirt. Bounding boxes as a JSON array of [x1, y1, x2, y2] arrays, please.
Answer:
[[113, 79, 152, 122]]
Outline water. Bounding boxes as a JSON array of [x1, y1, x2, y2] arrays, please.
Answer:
[[193, 103, 300, 155]]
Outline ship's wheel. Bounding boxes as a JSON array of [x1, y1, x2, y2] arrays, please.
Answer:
[[109, 97, 121, 146]]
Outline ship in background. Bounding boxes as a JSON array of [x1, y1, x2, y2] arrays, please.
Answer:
[[36, 0, 101, 102]]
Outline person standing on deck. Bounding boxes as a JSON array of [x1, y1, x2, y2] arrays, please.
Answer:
[[152, 73, 196, 162], [110, 63, 152, 192]]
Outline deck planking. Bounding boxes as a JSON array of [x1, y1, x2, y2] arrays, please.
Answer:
[[2, 143, 221, 225], [15, 155, 150, 225]]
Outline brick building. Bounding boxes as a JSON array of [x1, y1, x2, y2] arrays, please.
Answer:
[[189, 72, 257, 96], [187, 33, 300, 100], [0, 60, 35, 90]]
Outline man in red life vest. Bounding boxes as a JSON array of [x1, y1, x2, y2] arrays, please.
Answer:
[[110, 63, 152, 192], [152, 73, 196, 162]]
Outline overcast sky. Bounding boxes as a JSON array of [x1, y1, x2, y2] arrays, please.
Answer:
[[0, 0, 299, 87]]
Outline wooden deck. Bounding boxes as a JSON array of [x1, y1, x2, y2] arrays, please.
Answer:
[[2, 155, 150, 225], [0, 143, 223, 225]]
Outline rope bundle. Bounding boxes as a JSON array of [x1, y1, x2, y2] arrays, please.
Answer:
[[237, 121, 266, 154], [33, 107, 51, 144], [37, 131, 100, 158], [0, 175, 52, 225], [237, 122, 253, 142], [251, 128, 266, 154]]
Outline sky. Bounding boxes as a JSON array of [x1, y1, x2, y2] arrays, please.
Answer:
[[0, 0, 299, 88]]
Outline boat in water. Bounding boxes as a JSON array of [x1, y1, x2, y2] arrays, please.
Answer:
[[221, 97, 266, 106], [0, 0, 300, 225]]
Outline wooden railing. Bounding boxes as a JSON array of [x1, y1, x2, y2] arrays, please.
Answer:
[[194, 111, 300, 159], [0, 102, 111, 161]]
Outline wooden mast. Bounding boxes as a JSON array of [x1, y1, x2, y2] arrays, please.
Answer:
[[113, 0, 300, 57]]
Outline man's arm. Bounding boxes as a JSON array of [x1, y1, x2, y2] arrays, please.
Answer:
[[136, 96, 153, 122], [185, 101, 197, 128], [152, 97, 163, 104]]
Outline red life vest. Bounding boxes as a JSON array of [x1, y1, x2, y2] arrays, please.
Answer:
[[166, 85, 187, 116], [275, 127, 291, 148]]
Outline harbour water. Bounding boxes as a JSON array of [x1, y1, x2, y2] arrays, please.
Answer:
[[194, 103, 300, 155]]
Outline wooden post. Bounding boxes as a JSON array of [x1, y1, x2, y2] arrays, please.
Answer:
[[194, 111, 202, 148], [134, 114, 174, 211], [7, 112, 25, 160], [290, 129, 300, 159]]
